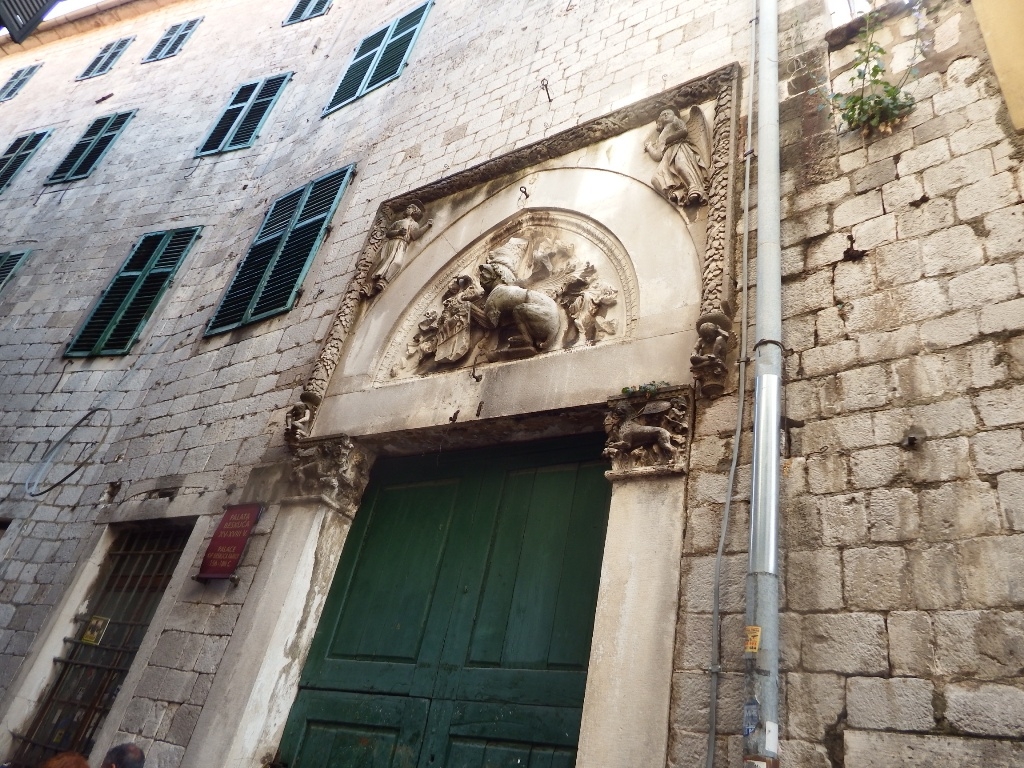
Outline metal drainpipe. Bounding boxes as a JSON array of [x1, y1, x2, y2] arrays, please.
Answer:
[[744, 0, 783, 763]]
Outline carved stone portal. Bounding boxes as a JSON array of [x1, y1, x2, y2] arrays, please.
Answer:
[[379, 210, 636, 381], [603, 386, 693, 479], [290, 437, 370, 511]]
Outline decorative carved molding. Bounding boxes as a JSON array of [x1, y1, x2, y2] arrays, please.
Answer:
[[603, 385, 693, 479], [295, 63, 739, 431], [289, 437, 370, 512], [377, 209, 637, 381]]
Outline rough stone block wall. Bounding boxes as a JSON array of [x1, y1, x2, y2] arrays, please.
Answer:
[[673, 2, 1024, 766], [0, 0, 768, 764]]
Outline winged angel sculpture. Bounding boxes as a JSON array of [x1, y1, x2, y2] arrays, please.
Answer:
[[390, 236, 619, 377], [643, 106, 712, 207]]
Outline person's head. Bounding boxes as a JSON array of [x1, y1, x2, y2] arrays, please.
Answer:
[[38, 753, 89, 768], [101, 743, 145, 768], [657, 108, 677, 129], [404, 202, 424, 221]]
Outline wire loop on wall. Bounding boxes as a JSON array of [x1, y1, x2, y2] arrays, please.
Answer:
[[24, 408, 113, 497]]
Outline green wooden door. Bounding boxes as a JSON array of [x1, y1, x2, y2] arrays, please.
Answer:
[[279, 436, 611, 768]]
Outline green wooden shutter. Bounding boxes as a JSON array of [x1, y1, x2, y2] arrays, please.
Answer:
[[0, 63, 41, 102], [144, 18, 201, 62], [197, 73, 290, 156], [46, 111, 134, 184], [0, 249, 30, 293], [322, 2, 430, 116], [67, 228, 201, 357], [284, 0, 331, 25], [205, 166, 353, 335], [0, 0, 59, 44], [78, 36, 134, 80], [365, 4, 429, 90], [0, 130, 49, 193]]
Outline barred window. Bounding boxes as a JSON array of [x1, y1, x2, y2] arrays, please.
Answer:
[[6, 525, 192, 767]]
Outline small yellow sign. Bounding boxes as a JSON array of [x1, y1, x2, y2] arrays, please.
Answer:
[[81, 615, 109, 646], [744, 625, 762, 654]]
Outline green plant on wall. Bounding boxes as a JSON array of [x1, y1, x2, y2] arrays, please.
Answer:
[[819, 1, 925, 136]]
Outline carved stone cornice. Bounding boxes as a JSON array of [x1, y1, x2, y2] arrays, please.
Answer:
[[287, 436, 372, 515], [295, 63, 740, 430], [603, 385, 693, 480]]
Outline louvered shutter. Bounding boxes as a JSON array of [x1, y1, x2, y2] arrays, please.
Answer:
[[0, 63, 40, 101], [225, 74, 289, 149], [365, 4, 429, 89], [144, 23, 180, 62], [78, 37, 133, 79], [0, 250, 29, 292], [145, 18, 201, 62], [323, 3, 430, 115], [0, 130, 48, 193], [163, 17, 200, 57], [48, 111, 134, 183], [285, 0, 331, 24], [0, 0, 59, 44], [206, 166, 353, 335], [67, 228, 201, 357], [198, 74, 290, 156]]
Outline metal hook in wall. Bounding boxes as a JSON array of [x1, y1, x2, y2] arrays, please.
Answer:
[[519, 186, 530, 199], [540, 78, 552, 103]]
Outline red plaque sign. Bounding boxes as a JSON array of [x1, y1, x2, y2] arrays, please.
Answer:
[[197, 503, 263, 581]]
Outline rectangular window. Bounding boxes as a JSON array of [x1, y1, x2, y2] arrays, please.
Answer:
[[6, 525, 192, 768], [143, 17, 202, 62], [77, 36, 134, 80], [323, 2, 430, 116], [197, 73, 291, 156], [0, 130, 49, 193], [66, 227, 201, 357], [0, 63, 41, 102], [0, 250, 30, 293], [46, 111, 134, 184], [284, 0, 332, 25], [206, 166, 353, 335]]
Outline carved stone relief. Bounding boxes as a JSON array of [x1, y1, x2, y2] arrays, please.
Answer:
[[377, 210, 636, 381], [293, 63, 739, 435], [361, 200, 433, 296], [289, 437, 370, 512], [603, 385, 693, 479], [643, 106, 712, 208]]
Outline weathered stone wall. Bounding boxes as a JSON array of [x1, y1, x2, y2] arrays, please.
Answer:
[[674, 2, 1024, 766], [0, 0, 767, 765]]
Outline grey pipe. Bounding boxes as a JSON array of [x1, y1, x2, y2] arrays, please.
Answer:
[[745, 0, 783, 759]]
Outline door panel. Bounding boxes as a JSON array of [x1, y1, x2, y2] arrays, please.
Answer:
[[281, 436, 611, 768], [280, 691, 429, 768]]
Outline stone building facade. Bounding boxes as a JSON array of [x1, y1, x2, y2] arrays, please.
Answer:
[[0, 0, 1019, 767]]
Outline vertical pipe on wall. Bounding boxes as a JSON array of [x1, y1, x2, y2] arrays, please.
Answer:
[[745, 0, 783, 761]]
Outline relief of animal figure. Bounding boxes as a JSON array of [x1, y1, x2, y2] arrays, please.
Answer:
[[478, 238, 561, 351], [603, 403, 679, 464]]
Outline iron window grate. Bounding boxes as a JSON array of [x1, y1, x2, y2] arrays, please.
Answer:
[[6, 526, 191, 768]]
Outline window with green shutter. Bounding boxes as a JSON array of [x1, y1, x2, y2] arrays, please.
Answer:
[[0, 130, 49, 194], [0, 250, 30, 293], [197, 73, 291, 156], [0, 63, 41, 102], [143, 18, 202, 62], [322, 2, 431, 116], [45, 111, 134, 184], [77, 36, 134, 80], [66, 227, 201, 357], [205, 166, 353, 336], [283, 0, 331, 25], [0, 0, 60, 44]]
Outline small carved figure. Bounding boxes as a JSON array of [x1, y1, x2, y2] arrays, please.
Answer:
[[603, 403, 679, 464], [643, 106, 711, 207], [369, 201, 433, 293], [690, 321, 729, 370], [291, 437, 367, 508], [566, 278, 618, 344], [479, 239, 561, 351], [285, 401, 313, 442], [391, 309, 440, 377]]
